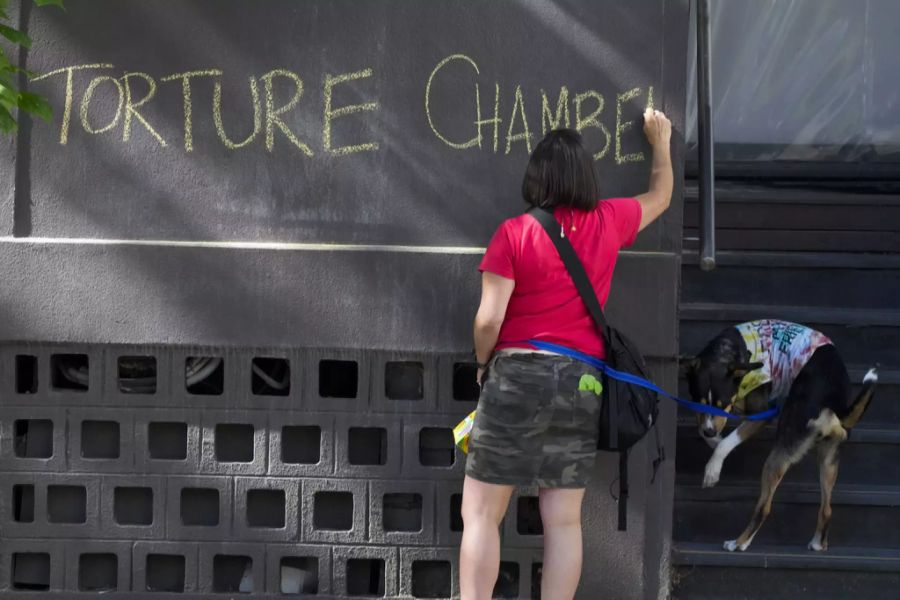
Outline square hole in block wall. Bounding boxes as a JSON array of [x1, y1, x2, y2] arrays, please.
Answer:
[[146, 554, 185, 593], [319, 359, 357, 398], [517, 497, 543, 535], [280, 557, 319, 595], [531, 563, 542, 599], [13, 484, 35, 522], [51, 353, 89, 391], [385, 361, 424, 400], [452, 362, 480, 401], [411, 560, 451, 598], [79, 553, 118, 592], [282, 425, 321, 464], [419, 428, 455, 467], [114, 486, 153, 525], [148, 421, 188, 460], [346, 558, 385, 597], [449, 493, 463, 532], [181, 488, 219, 526], [81, 420, 120, 459], [47, 484, 86, 523], [247, 489, 285, 528], [383, 493, 422, 532], [348, 427, 386, 466], [313, 491, 353, 531], [493, 562, 519, 598], [215, 423, 255, 462], [252, 357, 291, 396], [12, 552, 50, 591], [185, 356, 224, 395], [14, 419, 53, 458], [213, 555, 253, 593], [118, 355, 157, 394], [15, 355, 38, 394]]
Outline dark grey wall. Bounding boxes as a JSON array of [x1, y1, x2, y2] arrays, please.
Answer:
[[0, 2, 689, 598]]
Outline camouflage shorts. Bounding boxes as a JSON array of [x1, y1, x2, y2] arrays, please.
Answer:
[[465, 352, 603, 488]]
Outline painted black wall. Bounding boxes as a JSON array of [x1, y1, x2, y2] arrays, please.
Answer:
[[0, 2, 689, 598]]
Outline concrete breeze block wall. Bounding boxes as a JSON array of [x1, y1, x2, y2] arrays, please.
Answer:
[[0, 344, 544, 597]]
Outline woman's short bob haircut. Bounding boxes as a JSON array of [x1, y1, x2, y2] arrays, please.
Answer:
[[521, 129, 600, 211]]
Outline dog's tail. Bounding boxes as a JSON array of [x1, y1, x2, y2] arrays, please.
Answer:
[[841, 367, 878, 429]]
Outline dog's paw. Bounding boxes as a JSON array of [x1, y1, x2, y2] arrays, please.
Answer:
[[702, 462, 721, 488], [807, 536, 827, 552], [723, 539, 747, 552]]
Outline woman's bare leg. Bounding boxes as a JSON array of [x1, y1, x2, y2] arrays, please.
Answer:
[[459, 475, 514, 600], [539, 487, 585, 600]]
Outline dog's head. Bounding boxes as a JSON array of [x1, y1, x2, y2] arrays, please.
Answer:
[[682, 356, 762, 441]]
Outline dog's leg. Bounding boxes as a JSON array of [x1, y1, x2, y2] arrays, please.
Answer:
[[723, 450, 789, 552], [702, 420, 764, 488], [809, 438, 840, 551]]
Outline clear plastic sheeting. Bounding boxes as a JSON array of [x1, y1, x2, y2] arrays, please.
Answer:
[[686, 0, 900, 165]]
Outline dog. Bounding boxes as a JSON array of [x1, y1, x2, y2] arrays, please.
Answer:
[[682, 320, 878, 553]]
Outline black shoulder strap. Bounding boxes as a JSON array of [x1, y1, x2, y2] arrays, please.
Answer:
[[530, 207, 629, 531], [528, 208, 611, 345], [529, 206, 618, 446]]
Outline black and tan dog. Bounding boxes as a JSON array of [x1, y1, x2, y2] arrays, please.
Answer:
[[683, 320, 878, 552]]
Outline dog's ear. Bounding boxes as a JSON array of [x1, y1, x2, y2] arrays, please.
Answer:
[[729, 362, 763, 378], [679, 357, 700, 377]]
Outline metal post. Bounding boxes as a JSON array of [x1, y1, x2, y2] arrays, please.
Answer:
[[696, 0, 716, 271]]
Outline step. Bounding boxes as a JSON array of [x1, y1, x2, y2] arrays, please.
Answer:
[[680, 303, 900, 328], [673, 541, 900, 572], [681, 250, 900, 270], [682, 182, 900, 253], [679, 308, 900, 368], [673, 483, 900, 549], [675, 432, 900, 487], [671, 543, 900, 600], [675, 422, 900, 445], [683, 180, 900, 205], [681, 261, 900, 311]]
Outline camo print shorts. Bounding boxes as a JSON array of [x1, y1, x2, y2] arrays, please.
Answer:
[[465, 352, 604, 488]]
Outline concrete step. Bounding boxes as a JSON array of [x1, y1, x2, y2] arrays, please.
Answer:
[[671, 542, 900, 600], [681, 182, 900, 253], [675, 422, 900, 445], [682, 257, 900, 312], [675, 430, 900, 487], [673, 483, 900, 549]]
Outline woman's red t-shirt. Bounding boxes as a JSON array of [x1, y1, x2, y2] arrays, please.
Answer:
[[479, 198, 642, 359]]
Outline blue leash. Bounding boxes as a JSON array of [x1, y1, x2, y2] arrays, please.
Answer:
[[526, 340, 780, 422]]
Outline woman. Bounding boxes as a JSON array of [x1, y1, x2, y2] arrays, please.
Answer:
[[459, 109, 673, 600]]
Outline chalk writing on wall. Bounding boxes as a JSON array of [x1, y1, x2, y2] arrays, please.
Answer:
[[32, 54, 654, 163]]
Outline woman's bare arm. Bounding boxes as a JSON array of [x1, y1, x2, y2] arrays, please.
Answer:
[[634, 108, 673, 231], [473, 271, 515, 381]]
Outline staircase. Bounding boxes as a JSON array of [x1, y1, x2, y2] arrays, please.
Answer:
[[670, 181, 900, 599]]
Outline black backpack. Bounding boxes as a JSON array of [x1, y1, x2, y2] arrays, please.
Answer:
[[531, 208, 664, 531]]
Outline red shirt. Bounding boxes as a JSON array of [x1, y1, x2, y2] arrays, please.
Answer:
[[479, 198, 642, 359]]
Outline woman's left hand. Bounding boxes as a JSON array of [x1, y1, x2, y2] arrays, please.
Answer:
[[477, 368, 486, 386]]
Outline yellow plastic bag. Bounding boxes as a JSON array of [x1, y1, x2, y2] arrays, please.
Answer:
[[453, 410, 477, 454]]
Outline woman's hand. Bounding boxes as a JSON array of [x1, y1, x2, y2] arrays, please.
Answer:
[[643, 108, 672, 150], [476, 367, 486, 386]]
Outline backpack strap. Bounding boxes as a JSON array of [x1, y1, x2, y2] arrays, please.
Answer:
[[528, 208, 612, 345], [529, 208, 631, 529], [618, 450, 629, 531], [529, 208, 619, 451]]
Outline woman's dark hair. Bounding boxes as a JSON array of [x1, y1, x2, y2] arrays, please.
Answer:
[[521, 129, 600, 210]]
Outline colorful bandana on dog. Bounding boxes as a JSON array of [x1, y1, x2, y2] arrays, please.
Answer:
[[736, 320, 832, 401]]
